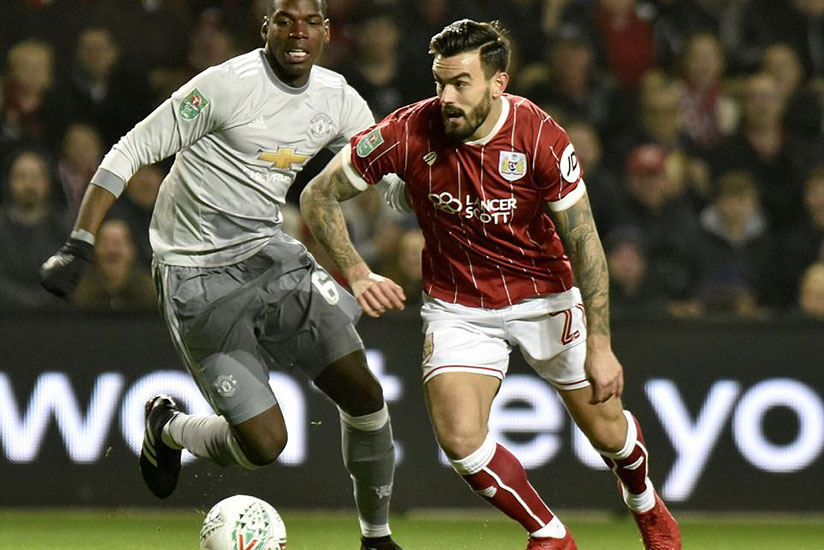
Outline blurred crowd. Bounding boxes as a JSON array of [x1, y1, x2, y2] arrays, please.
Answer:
[[1, 0, 824, 321]]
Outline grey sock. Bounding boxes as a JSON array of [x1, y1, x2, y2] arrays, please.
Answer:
[[340, 404, 395, 538], [163, 413, 258, 469]]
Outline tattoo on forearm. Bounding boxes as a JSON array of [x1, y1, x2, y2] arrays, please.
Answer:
[[300, 168, 365, 273], [552, 194, 611, 337]]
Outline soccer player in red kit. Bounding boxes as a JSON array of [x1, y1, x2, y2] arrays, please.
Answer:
[[301, 19, 681, 550]]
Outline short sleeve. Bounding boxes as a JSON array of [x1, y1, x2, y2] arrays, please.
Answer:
[[342, 112, 406, 189], [534, 118, 586, 212]]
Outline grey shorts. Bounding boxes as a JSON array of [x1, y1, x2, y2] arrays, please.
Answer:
[[154, 232, 363, 424]]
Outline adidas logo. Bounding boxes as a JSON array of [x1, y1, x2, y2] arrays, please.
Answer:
[[249, 116, 267, 129]]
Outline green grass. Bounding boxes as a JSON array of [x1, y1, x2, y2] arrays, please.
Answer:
[[1, 508, 823, 550]]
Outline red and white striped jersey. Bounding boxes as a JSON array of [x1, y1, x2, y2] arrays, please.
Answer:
[[343, 94, 586, 309]]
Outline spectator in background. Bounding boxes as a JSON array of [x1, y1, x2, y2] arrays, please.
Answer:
[[401, 0, 468, 70], [604, 225, 669, 317], [1, 40, 69, 161], [0, 150, 68, 310], [66, 27, 153, 147], [797, 262, 824, 320], [337, 5, 430, 119], [782, 168, 824, 307], [610, 71, 713, 206], [697, 171, 777, 315], [108, 165, 164, 269], [649, 0, 757, 73], [758, 0, 824, 81], [678, 32, 738, 151], [73, 219, 156, 312], [149, 8, 239, 105], [561, 0, 657, 92], [57, 123, 104, 216], [617, 144, 704, 315], [520, 33, 630, 143], [566, 120, 623, 234], [609, 72, 683, 172], [709, 72, 818, 232], [760, 43, 824, 139]]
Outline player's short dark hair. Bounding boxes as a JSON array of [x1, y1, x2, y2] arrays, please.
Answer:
[[429, 19, 511, 78], [269, 0, 327, 17]]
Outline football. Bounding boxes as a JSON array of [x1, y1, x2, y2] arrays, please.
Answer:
[[200, 494, 287, 550]]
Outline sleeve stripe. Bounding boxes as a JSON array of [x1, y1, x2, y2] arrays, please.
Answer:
[[340, 143, 370, 191], [90, 167, 127, 198], [547, 180, 587, 212]]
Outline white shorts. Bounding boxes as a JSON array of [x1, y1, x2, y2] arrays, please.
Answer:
[[420, 288, 589, 390]]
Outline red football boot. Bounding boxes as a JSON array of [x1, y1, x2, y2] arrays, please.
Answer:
[[526, 527, 577, 550], [633, 492, 682, 550]]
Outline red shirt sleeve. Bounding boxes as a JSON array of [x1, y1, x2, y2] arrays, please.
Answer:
[[533, 117, 586, 211], [344, 111, 407, 187]]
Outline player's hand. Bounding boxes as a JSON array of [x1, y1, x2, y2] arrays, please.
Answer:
[[584, 339, 624, 405], [351, 272, 406, 317], [39, 237, 95, 299]]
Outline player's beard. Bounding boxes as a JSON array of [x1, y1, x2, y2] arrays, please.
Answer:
[[442, 88, 493, 142]]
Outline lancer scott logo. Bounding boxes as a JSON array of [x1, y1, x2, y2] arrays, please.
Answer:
[[428, 192, 517, 224]]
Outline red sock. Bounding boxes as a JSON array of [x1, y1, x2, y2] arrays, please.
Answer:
[[453, 437, 555, 532], [600, 412, 650, 497]]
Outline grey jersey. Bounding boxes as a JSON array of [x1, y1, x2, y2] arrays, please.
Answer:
[[94, 49, 374, 267]]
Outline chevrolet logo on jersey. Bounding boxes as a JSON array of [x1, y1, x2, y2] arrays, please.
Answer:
[[259, 147, 309, 170]]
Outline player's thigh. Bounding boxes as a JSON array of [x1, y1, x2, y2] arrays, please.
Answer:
[[313, 350, 384, 416], [509, 293, 589, 390], [420, 297, 511, 383], [257, 262, 364, 380], [156, 264, 280, 426], [425, 372, 501, 458]]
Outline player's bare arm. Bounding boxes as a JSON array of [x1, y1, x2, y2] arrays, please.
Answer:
[[550, 192, 624, 404], [73, 184, 118, 235], [300, 151, 406, 317]]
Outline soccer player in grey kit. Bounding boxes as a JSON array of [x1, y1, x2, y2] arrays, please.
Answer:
[[40, 2, 407, 549]]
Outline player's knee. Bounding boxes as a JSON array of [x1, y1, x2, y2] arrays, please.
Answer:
[[436, 428, 486, 460], [583, 409, 627, 452], [338, 378, 385, 417], [238, 430, 288, 467]]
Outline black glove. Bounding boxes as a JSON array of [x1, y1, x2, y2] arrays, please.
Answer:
[[40, 237, 95, 299]]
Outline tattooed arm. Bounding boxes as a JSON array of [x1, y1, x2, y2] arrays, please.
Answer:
[[550, 191, 624, 404], [300, 150, 406, 317]]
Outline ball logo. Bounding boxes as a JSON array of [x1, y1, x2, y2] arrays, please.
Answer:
[[214, 375, 238, 397], [560, 143, 580, 183]]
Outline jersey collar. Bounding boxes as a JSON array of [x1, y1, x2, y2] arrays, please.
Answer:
[[464, 96, 510, 147], [259, 49, 312, 95]]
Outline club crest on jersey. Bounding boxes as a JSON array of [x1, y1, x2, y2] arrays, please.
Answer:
[[179, 88, 210, 120], [498, 151, 527, 182], [423, 151, 437, 166], [356, 128, 384, 157], [310, 112, 334, 138]]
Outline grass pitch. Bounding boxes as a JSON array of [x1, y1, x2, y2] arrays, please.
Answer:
[[1, 508, 822, 549]]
